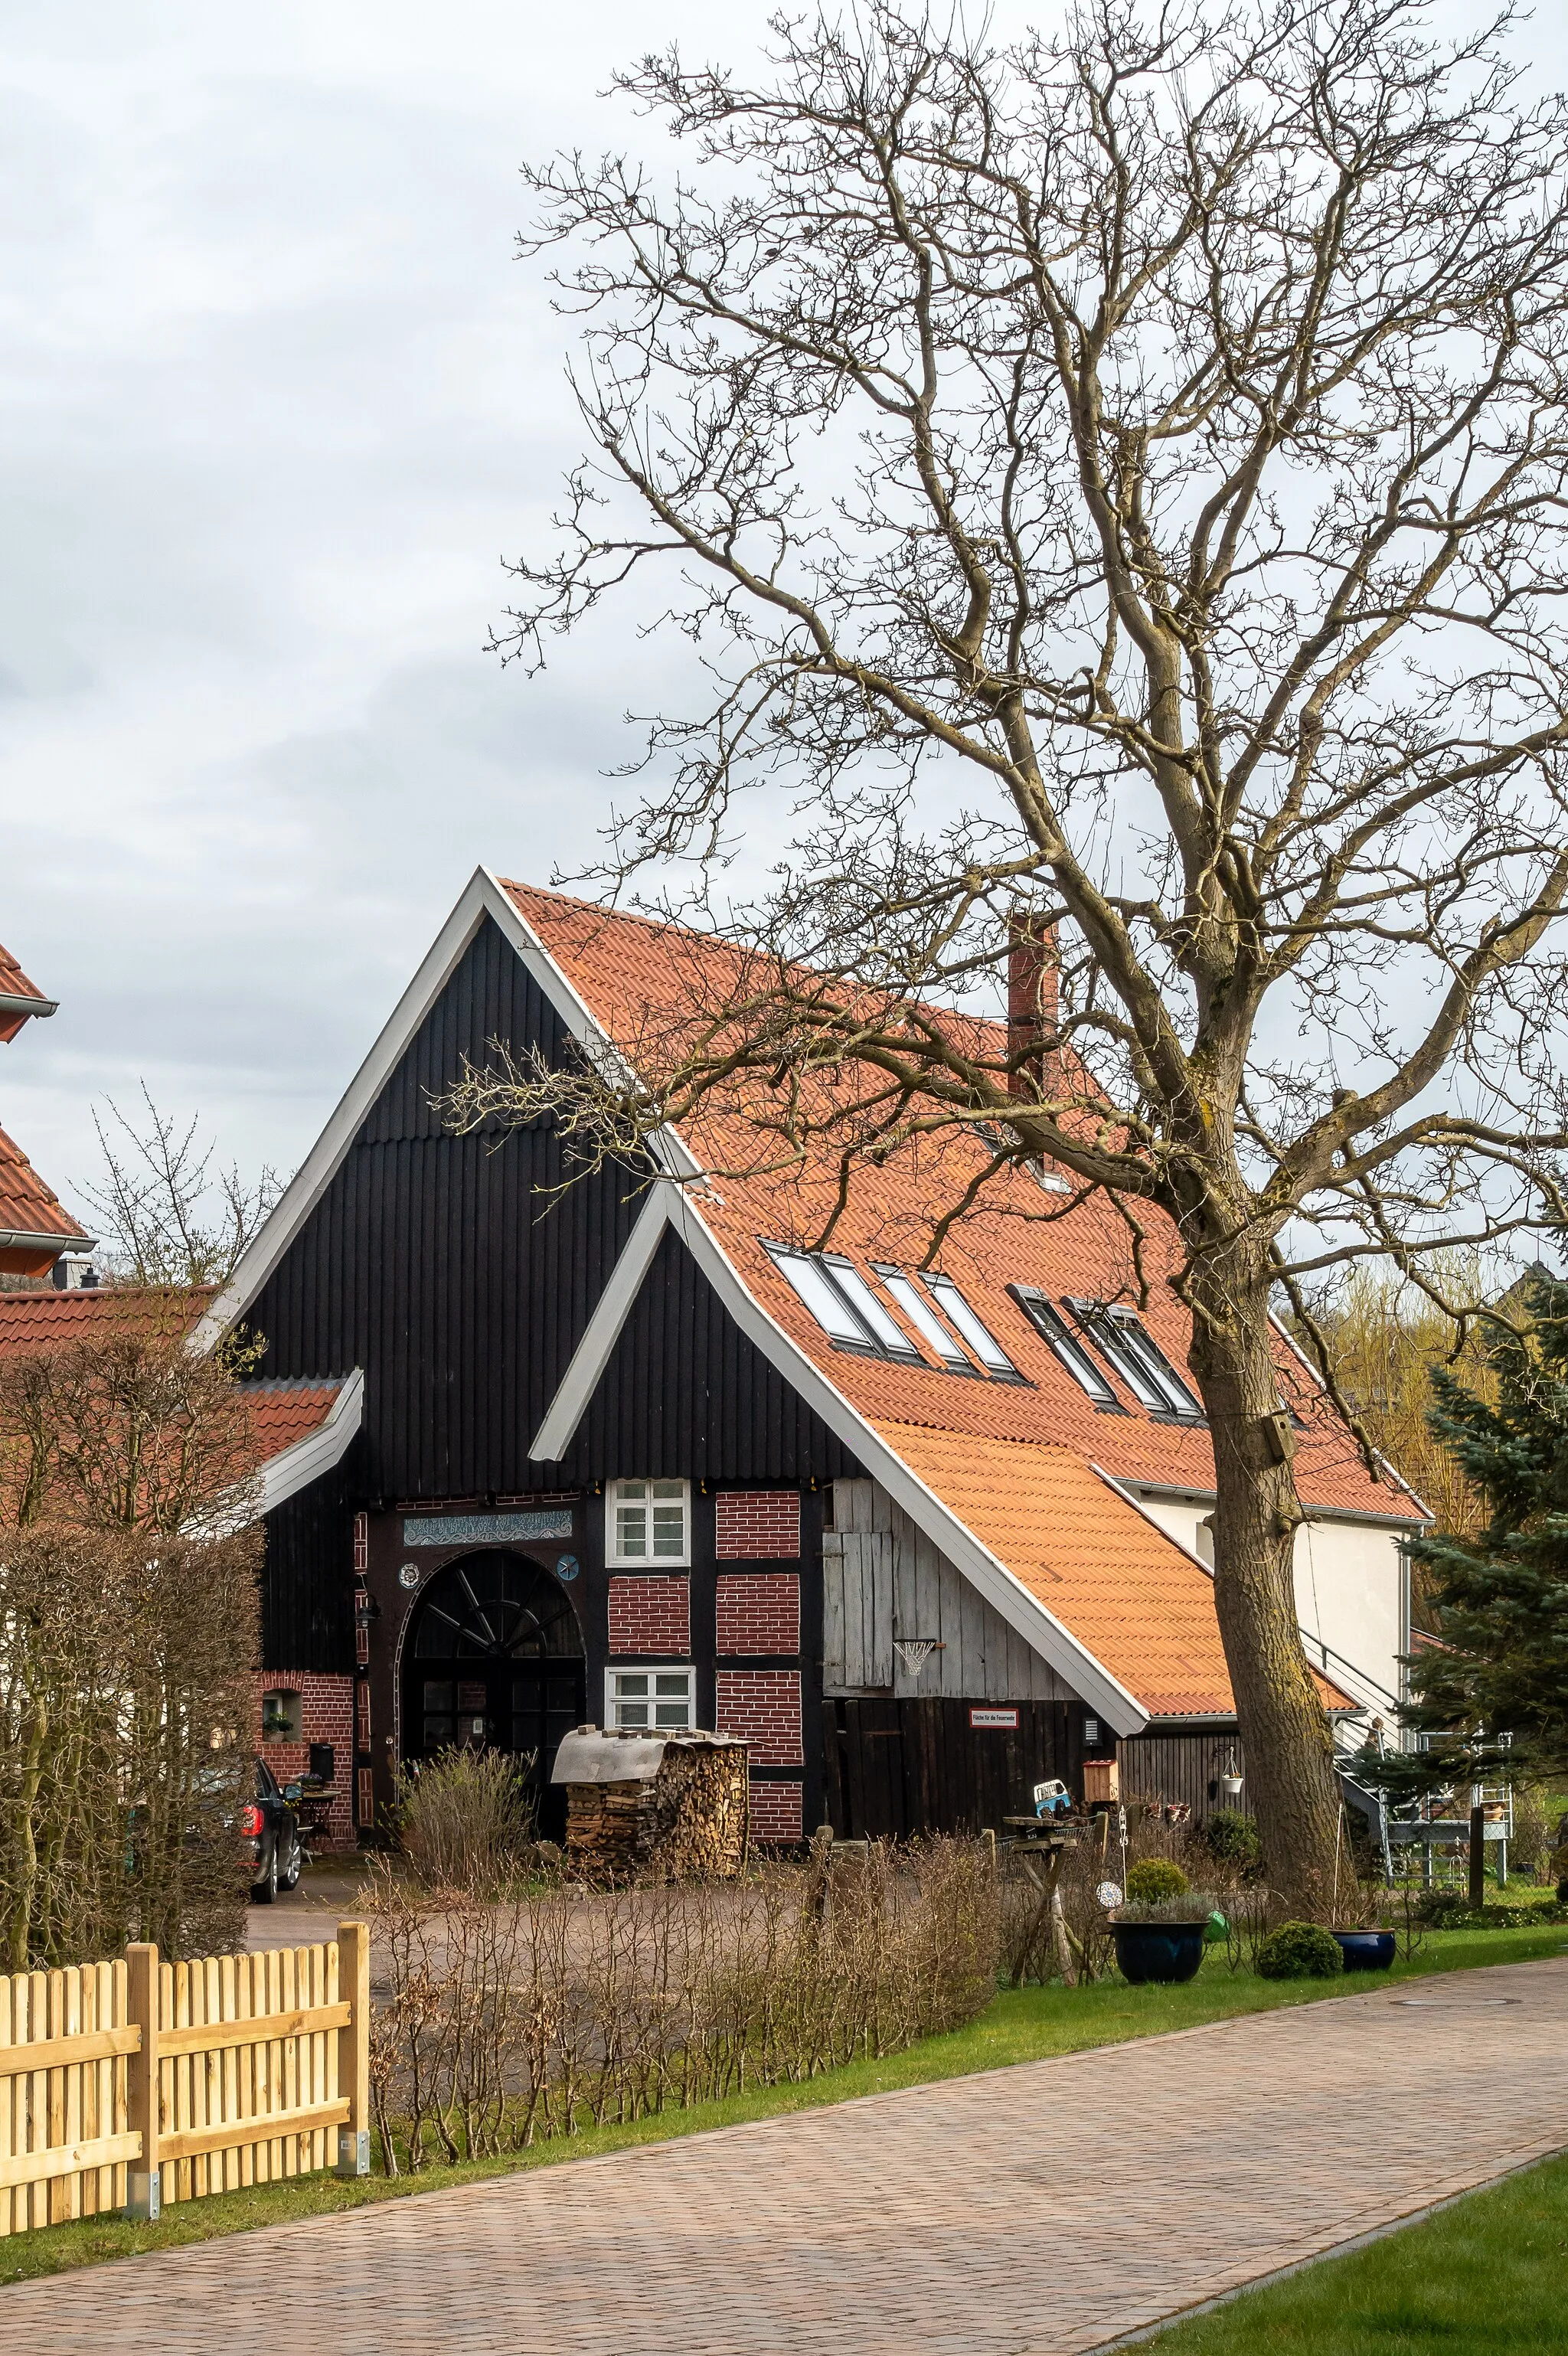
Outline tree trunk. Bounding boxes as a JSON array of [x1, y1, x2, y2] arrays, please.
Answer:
[[1187, 1252, 1341, 1916]]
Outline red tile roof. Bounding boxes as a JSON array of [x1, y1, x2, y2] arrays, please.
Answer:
[[243, 1377, 354, 1459], [0, 1126, 90, 1251], [0, 1288, 347, 1475], [501, 880, 1403, 1720], [0, 943, 56, 1046]]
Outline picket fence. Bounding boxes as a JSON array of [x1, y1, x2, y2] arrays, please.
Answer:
[[0, 1923, 370, 2236]]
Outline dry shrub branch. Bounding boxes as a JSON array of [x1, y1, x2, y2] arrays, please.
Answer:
[[364, 1838, 998, 2173], [0, 1289, 261, 1966]]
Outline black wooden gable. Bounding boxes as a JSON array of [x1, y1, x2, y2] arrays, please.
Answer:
[[251, 909, 855, 1507], [554, 1223, 859, 1488]]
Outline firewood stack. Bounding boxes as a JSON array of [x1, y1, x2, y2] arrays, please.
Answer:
[[556, 1730, 750, 1880]]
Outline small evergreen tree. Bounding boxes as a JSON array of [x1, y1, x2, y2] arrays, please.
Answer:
[[1384, 1272, 1568, 1792]]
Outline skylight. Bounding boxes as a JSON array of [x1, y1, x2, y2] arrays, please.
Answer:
[[1009, 1287, 1120, 1406], [766, 1247, 878, 1351], [1067, 1299, 1204, 1418], [920, 1273, 1022, 1380], [764, 1244, 921, 1361], [819, 1256, 923, 1361], [873, 1266, 973, 1371]]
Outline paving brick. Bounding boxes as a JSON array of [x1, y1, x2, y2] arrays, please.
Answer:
[[5, 1957, 1567, 2355]]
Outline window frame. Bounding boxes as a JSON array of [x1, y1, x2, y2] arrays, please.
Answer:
[[818, 1255, 925, 1362], [606, 1476, 693, 1568], [1008, 1286, 1124, 1408], [1065, 1299, 1204, 1420], [919, 1271, 1026, 1381], [871, 1265, 978, 1373], [763, 1242, 882, 1354], [604, 1664, 698, 1733]]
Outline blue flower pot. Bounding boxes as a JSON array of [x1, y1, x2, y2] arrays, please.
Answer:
[[1332, 1930, 1396, 1972], [1112, 1920, 1207, 1985]]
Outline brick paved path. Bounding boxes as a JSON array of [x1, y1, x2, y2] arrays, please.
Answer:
[[6, 1955, 1566, 2355]]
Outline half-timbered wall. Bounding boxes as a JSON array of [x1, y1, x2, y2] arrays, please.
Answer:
[[823, 1479, 1068, 1703]]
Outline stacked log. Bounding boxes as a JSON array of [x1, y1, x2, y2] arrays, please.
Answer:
[[565, 1779, 658, 1876], [560, 1734, 750, 1880]]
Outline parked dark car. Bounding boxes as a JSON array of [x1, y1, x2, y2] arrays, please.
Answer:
[[242, 1756, 303, 1903]]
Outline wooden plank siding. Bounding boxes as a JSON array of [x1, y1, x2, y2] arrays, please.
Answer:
[[823, 1698, 1080, 1838], [824, 1479, 1067, 1702], [1117, 1731, 1246, 1824]]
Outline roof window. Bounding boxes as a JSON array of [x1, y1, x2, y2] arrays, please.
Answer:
[[1066, 1299, 1204, 1418], [764, 1245, 921, 1361], [1009, 1287, 1121, 1407], [919, 1273, 1023, 1380], [872, 1266, 974, 1371]]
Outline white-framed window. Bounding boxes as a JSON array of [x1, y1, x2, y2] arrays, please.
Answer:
[[606, 1665, 697, 1731], [608, 1477, 692, 1565], [919, 1271, 1023, 1380]]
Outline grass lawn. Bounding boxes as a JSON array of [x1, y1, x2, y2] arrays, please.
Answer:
[[2, 1918, 1563, 2289], [1138, 2149, 1568, 2353]]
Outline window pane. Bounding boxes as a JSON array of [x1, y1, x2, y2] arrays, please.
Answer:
[[651, 1501, 687, 1557], [614, 1674, 648, 1697], [1010, 1289, 1118, 1404], [1106, 1309, 1202, 1415], [874, 1267, 971, 1367], [615, 1497, 648, 1557], [655, 1701, 691, 1727], [1065, 1301, 1167, 1409], [617, 1701, 649, 1727], [652, 1479, 684, 1499], [823, 1260, 922, 1358], [655, 1673, 691, 1695], [923, 1273, 1018, 1375], [765, 1245, 875, 1345]]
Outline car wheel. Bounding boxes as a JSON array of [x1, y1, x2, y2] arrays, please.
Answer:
[[278, 1825, 302, 1893], [252, 1835, 278, 1904]]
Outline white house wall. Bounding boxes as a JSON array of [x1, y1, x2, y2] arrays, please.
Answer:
[[1131, 1492, 1410, 1726], [824, 1479, 1069, 1703]]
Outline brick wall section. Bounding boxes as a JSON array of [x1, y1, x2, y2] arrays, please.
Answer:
[[608, 1575, 691, 1656], [716, 1669, 804, 1765], [715, 1490, 801, 1560], [715, 1573, 800, 1655], [253, 1671, 355, 1846], [749, 1780, 804, 1844]]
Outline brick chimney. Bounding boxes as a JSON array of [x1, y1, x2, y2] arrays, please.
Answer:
[[1007, 914, 1059, 1097]]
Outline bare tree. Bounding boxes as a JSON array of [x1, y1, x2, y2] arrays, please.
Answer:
[[460, 0, 1568, 1907], [77, 1084, 282, 1289]]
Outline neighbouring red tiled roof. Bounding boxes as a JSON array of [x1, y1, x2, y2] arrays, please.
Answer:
[[0, 1126, 90, 1247], [0, 1288, 349, 1478], [0, 943, 54, 1046], [243, 1377, 354, 1458], [501, 880, 1404, 1719], [0, 1283, 212, 1351]]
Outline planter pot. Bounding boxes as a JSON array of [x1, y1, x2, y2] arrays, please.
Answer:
[[1112, 1920, 1208, 1985], [1331, 1930, 1396, 1972]]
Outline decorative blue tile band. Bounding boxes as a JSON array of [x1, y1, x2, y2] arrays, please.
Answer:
[[403, 1510, 574, 1547]]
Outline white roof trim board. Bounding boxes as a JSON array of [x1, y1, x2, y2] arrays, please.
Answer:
[[528, 1185, 677, 1460], [253, 1369, 366, 1518]]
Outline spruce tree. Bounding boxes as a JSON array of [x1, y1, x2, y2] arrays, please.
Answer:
[[1391, 1273, 1568, 1789]]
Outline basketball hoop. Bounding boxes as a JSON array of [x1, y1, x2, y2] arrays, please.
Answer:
[[893, 1637, 944, 1677]]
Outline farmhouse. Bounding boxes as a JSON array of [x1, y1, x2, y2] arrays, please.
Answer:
[[187, 870, 1424, 1845]]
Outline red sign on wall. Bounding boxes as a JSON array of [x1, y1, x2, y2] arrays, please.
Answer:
[[969, 1707, 1019, 1730]]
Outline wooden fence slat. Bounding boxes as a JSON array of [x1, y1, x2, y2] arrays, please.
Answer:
[[0, 1928, 365, 2236], [0, 1965, 13, 2237]]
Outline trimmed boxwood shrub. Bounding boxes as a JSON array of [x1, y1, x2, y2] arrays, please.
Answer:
[[1125, 1858, 1190, 1903], [1256, 1921, 1344, 1979]]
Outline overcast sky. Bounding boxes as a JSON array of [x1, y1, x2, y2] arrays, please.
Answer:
[[4, 3, 1565, 1236]]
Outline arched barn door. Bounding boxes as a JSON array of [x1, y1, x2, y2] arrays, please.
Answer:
[[403, 1551, 584, 1836]]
